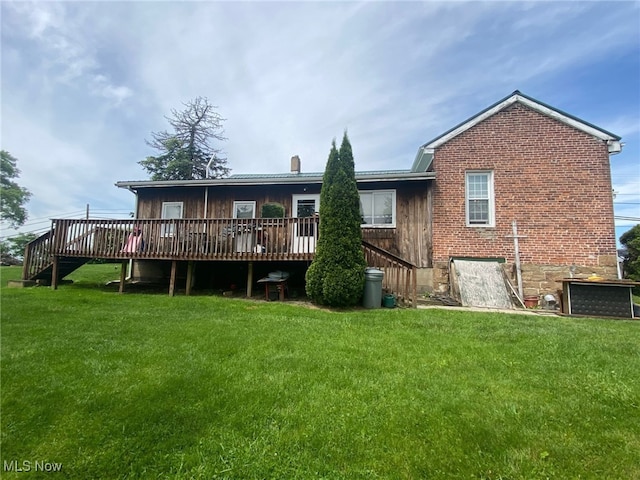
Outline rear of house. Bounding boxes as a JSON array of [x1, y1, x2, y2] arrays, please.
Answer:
[[116, 167, 434, 299], [23, 91, 622, 306]]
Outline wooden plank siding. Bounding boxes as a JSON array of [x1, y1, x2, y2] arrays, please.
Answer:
[[134, 180, 433, 267], [361, 182, 433, 268], [137, 184, 316, 220]]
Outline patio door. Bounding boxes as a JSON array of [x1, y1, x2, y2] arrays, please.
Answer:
[[291, 194, 319, 253]]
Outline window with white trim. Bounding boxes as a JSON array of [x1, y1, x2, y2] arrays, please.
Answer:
[[465, 171, 494, 227], [359, 190, 396, 227], [161, 202, 183, 237], [233, 201, 256, 219]]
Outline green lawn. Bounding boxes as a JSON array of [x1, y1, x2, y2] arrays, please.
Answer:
[[1, 265, 639, 479]]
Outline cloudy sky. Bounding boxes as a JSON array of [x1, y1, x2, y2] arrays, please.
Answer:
[[2, 0, 639, 241]]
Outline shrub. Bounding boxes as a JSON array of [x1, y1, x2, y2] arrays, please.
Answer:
[[261, 202, 285, 218], [620, 224, 640, 295], [306, 133, 366, 307]]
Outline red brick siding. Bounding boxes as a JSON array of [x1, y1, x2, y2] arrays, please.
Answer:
[[431, 103, 616, 266]]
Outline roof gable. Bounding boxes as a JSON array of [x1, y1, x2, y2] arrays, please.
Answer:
[[412, 91, 621, 172]]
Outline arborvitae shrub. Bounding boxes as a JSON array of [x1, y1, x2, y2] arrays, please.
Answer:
[[305, 133, 366, 307]]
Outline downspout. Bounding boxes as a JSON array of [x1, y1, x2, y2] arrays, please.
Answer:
[[608, 140, 623, 278], [128, 186, 139, 280], [203, 186, 209, 242], [205, 154, 213, 224], [132, 187, 139, 218], [204, 186, 209, 219]]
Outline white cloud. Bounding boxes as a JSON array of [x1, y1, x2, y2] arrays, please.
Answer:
[[4, 1, 132, 107], [91, 75, 134, 104], [1, 0, 638, 234]]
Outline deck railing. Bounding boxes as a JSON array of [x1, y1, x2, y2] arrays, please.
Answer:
[[23, 219, 418, 307], [22, 230, 53, 280], [362, 240, 417, 307], [47, 218, 319, 261]]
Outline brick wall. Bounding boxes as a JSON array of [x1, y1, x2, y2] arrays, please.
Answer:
[[431, 102, 617, 293]]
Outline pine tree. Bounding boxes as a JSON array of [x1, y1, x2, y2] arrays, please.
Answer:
[[306, 132, 366, 306], [139, 97, 229, 180]]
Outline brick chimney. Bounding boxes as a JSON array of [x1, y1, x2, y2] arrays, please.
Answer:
[[291, 155, 301, 174]]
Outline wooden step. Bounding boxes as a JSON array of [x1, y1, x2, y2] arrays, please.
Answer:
[[29, 257, 91, 282]]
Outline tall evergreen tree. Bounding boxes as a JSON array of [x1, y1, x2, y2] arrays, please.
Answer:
[[306, 132, 366, 306], [139, 97, 229, 180]]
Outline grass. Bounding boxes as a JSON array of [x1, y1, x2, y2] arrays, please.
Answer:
[[1, 264, 639, 479]]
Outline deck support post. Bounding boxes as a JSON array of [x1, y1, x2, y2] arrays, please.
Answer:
[[169, 260, 177, 296], [185, 261, 194, 296], [412, 266, 417, 308], [51, 256, 59, 290], [119, 260, 128, 293], [22, 240, 32, 281], [246, 261, 253, 298]]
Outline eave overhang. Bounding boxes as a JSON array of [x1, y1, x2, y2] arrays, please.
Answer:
[[116, 170, 436, 192]]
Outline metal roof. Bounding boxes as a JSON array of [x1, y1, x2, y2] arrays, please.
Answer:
[[116, 169, 434, 190], [228, 169, 413, 179]]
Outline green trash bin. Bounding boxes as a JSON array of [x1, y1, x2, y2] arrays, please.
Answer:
[[363, 268, 384, 308]]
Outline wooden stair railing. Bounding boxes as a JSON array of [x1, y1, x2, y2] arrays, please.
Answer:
[[362, 240, 417, 307], [22, 230, 91, 282], [22, 230, 53, 280]]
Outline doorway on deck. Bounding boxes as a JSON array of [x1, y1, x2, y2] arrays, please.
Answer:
[[291, 194, 320, 253]]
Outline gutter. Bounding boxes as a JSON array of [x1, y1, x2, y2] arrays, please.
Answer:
[[115, 171, 436, 191]]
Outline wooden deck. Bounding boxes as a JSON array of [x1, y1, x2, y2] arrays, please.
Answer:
[[24, 218, 417, 306], [41, 218, 319, 261]]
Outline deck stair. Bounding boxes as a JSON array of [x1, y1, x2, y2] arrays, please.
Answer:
[[22, 230, 91, 283], [362, 240, 417, 307], [27, 256, 91, 283]]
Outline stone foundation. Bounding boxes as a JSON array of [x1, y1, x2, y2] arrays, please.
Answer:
[[430, 261, 451, 294], [415, 268, 433, 294], [515, 259, 618, 298]]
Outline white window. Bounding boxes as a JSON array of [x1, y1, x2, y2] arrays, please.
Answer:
[[161, 201, 183, 237], [359, 190, 396, 227], [466, 171, 494, 227], [233, 201, 256, 219]]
